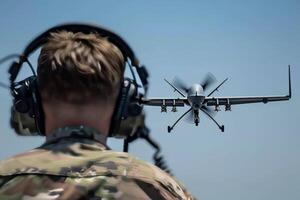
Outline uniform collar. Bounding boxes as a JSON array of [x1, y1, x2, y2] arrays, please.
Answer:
[[45, 125, 107, 147]]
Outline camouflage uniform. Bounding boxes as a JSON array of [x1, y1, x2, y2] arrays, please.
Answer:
[[0, 126, 194, 200]]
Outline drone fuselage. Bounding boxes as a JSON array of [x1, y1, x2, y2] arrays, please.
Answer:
[[187, 84, 205, 110], [186, 84, 205, 125]]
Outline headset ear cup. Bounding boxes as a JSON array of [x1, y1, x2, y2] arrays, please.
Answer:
[[128, 104, 143, 117], [109, 78, 141, 137], [11, 76, 45, 136], [10, 106, 39, 136], [15, 99, 30, 113]]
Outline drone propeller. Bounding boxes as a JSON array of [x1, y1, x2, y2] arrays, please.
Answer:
[[201, 73, 216, 91], [173, 77, 189, 93]]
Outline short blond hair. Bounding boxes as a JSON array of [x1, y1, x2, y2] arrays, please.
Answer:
[[37, 31, 125, 104]]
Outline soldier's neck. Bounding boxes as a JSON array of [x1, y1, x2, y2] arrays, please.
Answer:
[[42, 101, 115, 143]]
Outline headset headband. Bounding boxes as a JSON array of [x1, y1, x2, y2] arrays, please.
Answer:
[[23, 23, 140, 66], [9, 23, 145, 85]]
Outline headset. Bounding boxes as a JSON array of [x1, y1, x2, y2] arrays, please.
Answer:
[[8, 23, 149, 138]]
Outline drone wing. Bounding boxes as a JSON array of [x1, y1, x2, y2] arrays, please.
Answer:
[[140, 98, 188, 107], [204, 66, 292, 108], [204, 95, 290, 107]]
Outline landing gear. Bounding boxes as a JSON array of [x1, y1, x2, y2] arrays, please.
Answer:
[[220, 125, 224, 132], [167, 107, 225, 133], [167, 107, 193, 133], [200, 107, 225, 133]]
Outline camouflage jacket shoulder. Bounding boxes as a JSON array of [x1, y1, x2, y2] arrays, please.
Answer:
[[0, 126, 194, 199]]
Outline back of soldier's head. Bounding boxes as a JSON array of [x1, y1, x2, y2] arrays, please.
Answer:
[[37, 31, 125, 105]]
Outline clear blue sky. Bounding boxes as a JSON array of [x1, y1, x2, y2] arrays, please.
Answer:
[[0, 1, 299, 199]]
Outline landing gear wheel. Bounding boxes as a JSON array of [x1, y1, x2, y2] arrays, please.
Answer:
[[220, 125, 225, 132]]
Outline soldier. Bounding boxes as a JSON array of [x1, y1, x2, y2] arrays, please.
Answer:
[[0, 29, 194, 199]]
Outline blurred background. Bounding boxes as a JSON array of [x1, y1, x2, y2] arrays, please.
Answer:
[[0, 1, 299, 199]]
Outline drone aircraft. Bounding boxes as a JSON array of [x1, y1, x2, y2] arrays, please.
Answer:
[[140, 66, 292, 133]]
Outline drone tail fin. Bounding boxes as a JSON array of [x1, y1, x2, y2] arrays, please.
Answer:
[[288, 65, 292, 99]]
